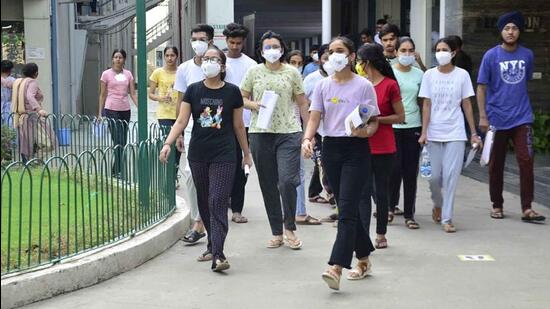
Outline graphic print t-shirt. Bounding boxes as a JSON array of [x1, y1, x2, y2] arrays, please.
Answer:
[[183, 81, 244, 162], [477, 45, 534, 130]]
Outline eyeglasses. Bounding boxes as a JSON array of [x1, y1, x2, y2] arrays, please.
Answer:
[[190, 38, 209, 43], [201, 56, 222, 63], [263, 44, 281, 51]]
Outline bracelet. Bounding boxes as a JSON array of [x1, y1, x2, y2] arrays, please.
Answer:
[[471, 133, 479, 137], [302, 137, 311, 143], [163, 142, 171, 147]]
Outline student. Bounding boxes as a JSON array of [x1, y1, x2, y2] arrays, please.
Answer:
[[1, 60, 15, 125], [358, 43, 405, 249], [360, 28, 374, 45], [160, 46, 253, 272], [241, 31, 310, 249], [98, 49, 138, 179], [303, 45, 320, 77], [286, 50, 321, 226], [374, 19, 387, 45], [303, 36, 379, 290], [477, 11, 545, 222], [149, 46, 181, 188], [418, 37, 482, 233], [379, 24, 427, 71], [174, 24, 215, 244], [223, 22, 257, 224], [389, 37, 424, 229]]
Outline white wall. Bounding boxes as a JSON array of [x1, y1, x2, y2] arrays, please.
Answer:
[[206, 0, 234, 49]]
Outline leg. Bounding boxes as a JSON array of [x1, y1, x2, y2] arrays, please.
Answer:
[[275, 133, 301, 231], [296, 156, 307, 216], [389, 129, 404, 212], [208, 162, 236, 267], [511, 125, 534, 212], [356, 157, 375, 259], [230, 136, 247, 215], [402, 128, 421, 219], [427, 142, 444, 209], [372, 154, 393, 236], [188, 161, 211, 252], [488, 129, 509, 209], [440, 142, 465, 224], [249, 133, 284, 236]]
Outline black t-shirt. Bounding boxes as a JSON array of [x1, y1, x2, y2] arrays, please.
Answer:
[[183, 81, 244, 162]]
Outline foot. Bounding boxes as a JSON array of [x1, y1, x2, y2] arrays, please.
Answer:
[[347, 257, 372, 280], [490, 208, 504, 219], [443, 223, 456, 233], [212, 259, 230, 272], [284, 230, 303, 250], [432, 207, 442, 223], [321, 213, 338, 222], [182, 229, 206, 243], [322, 265, 342, 290], [232, 213, 248, 223], [393, 207, 404, 215], [405, 219, 420, 229], [388, 212, 394, 223], [267, 236, 284, 248], [375, 236, 388, 249], [308, 195, 329, 204], [296, 215, 321, 225], [522, 209, 546, 222], [197, 250, 212, 262]]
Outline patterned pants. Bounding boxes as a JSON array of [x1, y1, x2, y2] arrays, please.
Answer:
[[188, 161, 236, 268]]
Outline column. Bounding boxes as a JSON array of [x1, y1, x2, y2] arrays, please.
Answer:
[[322, 0, 331, 43]]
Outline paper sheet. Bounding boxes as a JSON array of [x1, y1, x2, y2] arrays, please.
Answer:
[[256, 90, 279, 130], [480, 129, 495, 166], [344, 103, 376, 136], [463, 144, 479, 168]]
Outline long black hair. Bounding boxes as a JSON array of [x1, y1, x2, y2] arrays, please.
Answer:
[[357, 43, 396, 80]]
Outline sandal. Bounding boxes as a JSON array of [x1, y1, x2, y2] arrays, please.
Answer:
[[197, 250, 212, 262], [521, 209, 546, 222], [405, 219, 420, 229], [309, 195, 329, 204], [490, 208, 504, 219], [347, 258, 372, 280], [443, 223, 456, 233], [285, 236, 303, 250], [296, 215, 321, 225], [322, 267, 341, 290], [213, 259, 230, 272], [375, 237, 388, 249], [182, 230, 206, 243], [321, 213, 338, 222], [267, 237, 284, 248], [232, 213, 249, 224], [393, 207, 404, 215], [432, 207, 441, 223]]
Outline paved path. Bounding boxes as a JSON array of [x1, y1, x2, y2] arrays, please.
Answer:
[[22, 161, 550, 309]]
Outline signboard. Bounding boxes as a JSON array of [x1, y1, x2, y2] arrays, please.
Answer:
[[26, 47, 46, 60], [206, 0, 234, 50]]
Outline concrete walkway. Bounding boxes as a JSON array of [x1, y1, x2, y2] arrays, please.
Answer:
[[22, 161, 550, 309]]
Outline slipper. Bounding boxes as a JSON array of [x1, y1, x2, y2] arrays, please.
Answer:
[[285, 236, 303, 250], [521, 209, 546, 222], [182, 230, 206, 243], [375, 238, 388, 249], [232, 213, 248, 223], [405, 219, 420, 229], [296, 215, 322, 225], [322, 268, 341, 290], [197, 250, 212, 262], [309, 196, 329, 204], [393, 207, 404, 215], [490, 208, 504, 219], [267, 237, 284, 248], [347, 258, 372, 280]]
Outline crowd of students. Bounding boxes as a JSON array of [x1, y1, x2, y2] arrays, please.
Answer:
[[82, 10, 547, 289]]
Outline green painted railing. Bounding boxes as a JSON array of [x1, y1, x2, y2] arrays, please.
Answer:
[[1, 113, 176, 276]]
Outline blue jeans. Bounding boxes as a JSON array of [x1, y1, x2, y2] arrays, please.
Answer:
[[296, 157, 307, 216]]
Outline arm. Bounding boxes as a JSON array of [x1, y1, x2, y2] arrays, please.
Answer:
[[241, 89, 262, 111], [476, 84, 489, 133], [295, 93, 310, 130], [98, 80, 107, 117], [378, 100, 405, 124], [159, 102, 192, 163], [301, 110, 322, 158], [351, 116, 379, 138], [415, 52, 428, 72], [148, 80, 166, 102], [233, 107, 253, 168], [418, 98, 431, 145], [26, 80, 47, 116], [129, 79, 138, 107], [462, 97, 483, 147]]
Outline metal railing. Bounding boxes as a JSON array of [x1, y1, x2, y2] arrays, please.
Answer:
[[146, 13, 172, 45], [1, 113, 176, 276]]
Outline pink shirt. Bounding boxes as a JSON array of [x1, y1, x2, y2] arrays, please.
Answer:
[[101, 68, 134, 111]]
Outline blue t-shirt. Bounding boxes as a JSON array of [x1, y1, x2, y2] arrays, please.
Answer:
[[302, 62, 319, 78], [477, 45, 533, 130]]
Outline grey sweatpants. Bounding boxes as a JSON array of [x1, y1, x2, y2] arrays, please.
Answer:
[[427, 141, 465, 224]]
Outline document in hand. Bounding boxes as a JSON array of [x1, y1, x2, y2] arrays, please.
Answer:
[[256, 90, 279, 130], [480, 128, 495, 167], [344, 103, 377, 136]]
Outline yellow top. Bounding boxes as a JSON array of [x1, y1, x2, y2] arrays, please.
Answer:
[[150, 68, 178, 120]]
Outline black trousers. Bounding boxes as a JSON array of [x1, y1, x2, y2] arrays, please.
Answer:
[[389, 127, 421, 219], [230, 128, 249, 214], [370, 153, 394, 235], [103, 109, 130, 177], [322, 137, 375, 269]]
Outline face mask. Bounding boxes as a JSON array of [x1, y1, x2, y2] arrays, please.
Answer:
[[297, 66, 303, 73], [312, 52, 319, 62], [328, 53, 348, 72], [435, 51, 453, 66], [201, 61, 221, 78], [262, 49, 282, 63], [355, 62, 367, 77], [322, 62, 336, 76], [398, 54, 416, 66], [191, 41, 208, 56]]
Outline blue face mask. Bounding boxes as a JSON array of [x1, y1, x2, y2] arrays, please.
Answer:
[[398, 54, 415, 66]]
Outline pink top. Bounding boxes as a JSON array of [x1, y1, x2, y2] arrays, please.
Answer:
[[24, 79, 44, 112], [100, 68, 134, 111]]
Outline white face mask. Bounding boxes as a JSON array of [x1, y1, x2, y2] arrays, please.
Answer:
[[328, 52, 348, 72], [435, 51, 453, 66], [297, 66, 303, 73], [262, 49, 282, 63], [312, 52, 319, 62], [398, 54, 416, 66], [322, 62, 336, 76], [191, 41, 208, 56], [201, 60, 221, 78]]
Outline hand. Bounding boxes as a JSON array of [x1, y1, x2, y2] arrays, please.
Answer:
[[251, 101, 265, 112], [176, 136, 185, 153], [302, 139, 314, 159], [479, 116, 489, 133], [418, 133, 428, 145], [159, 144, 171, 163], [470, 134, 483, 149], [163, 95, 172, 103], [351, 124, 375, 138], [242, 153, 254, 169], [38, 109, 48, 117]]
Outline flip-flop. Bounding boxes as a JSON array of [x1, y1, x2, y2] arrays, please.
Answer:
[[232, 213, 249, 223], [182, 230, 206, 243], [521, 209, 546, 222], [405, 219, 420, 229], [267, 238, 284, 248], [197, 250, 212, 262], [322, 268, 341, 290], [285, 236, 303, 250], [375, 238, 388, 249], [296, 215, 322, 225], [347, 259, 372, 280], [490, 209, 504, 219]]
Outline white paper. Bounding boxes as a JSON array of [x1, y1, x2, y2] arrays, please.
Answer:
[[256, 90, 279, 130], [480, 129, 495, 167], [463, 144, 478, 168], [344, 104, 375, 136]]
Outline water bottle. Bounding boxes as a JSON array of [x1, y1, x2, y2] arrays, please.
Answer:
[[359, 105, 370, 124], [420, 146, 432, 178]]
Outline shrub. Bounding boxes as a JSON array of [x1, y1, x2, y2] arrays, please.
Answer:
[[532, 111, 550, 154], [1, 124, 16, 162]]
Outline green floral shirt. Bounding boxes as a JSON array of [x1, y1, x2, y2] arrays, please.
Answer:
[[241, 63, 305, 133]]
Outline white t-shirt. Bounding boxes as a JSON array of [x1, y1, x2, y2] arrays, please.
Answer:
[[174, 58, 204, 94], [225, 54, 257, 127], [418, 66, 474, 142], [303, 70, 328, 137]]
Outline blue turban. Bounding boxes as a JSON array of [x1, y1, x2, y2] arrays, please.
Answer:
[[497, 11, 525, 32]]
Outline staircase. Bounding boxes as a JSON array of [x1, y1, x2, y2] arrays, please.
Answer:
[[146, 13, 173, 51]]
